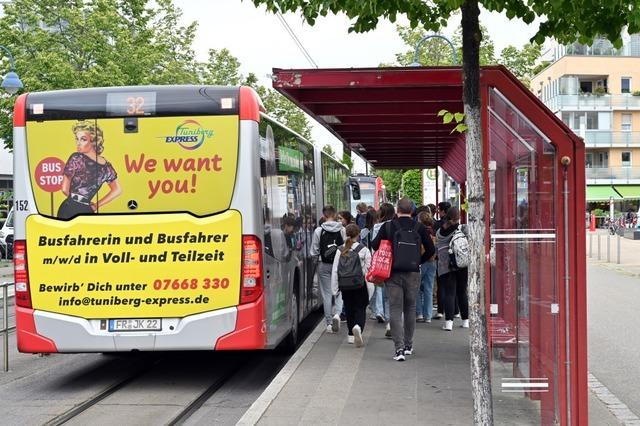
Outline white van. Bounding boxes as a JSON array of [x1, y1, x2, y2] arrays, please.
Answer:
[[0, 207, 13, 259]]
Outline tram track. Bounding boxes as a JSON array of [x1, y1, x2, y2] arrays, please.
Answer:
[[44, 355, 162, 426], [167, 362, 244, 426], [4, 312, 321, 425], [41, 352, 257, 426]]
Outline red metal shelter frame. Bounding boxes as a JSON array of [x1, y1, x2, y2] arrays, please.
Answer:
[[273, 65, 586, 426]]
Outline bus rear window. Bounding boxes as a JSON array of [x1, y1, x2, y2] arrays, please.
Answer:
[[5, 208, 13, 227]]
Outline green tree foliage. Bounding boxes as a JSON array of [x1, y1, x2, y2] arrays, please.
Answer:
[[401, 169, 423, 206], [0, 0, 199, 148], [250, 0, 640, 45], [392, 26, 459, 66], [199, 48, 245, 85], [391, 24, 541, 85], [498, 43, 543, 87], [531, 60, 551, 77], [439, 109, 468, 133], [195, 49, 313, 139], [255, 86, 313, 140], [322, 144, 336, 157], [376, 168, 405, 202], [0, 0, 313, 148], [341, 150, 353, 171], [390, 24, 496, 66], [0, 191, 12, 218]]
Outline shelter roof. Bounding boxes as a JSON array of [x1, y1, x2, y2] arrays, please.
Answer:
[[272, 66, 463, 170], [272, 66, 582, 182]]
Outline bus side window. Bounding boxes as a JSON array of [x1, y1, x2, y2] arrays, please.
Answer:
[[259, 123, 276, 258], [350, 180, 361, 200]]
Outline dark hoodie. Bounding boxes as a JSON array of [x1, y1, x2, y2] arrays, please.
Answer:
[[310, 220, 346, 258], [371, 216, 435, 272]]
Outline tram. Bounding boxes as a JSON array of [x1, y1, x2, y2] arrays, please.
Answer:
[[12, 86, 350, 352]]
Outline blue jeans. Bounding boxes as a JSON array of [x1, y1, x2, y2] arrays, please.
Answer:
[[416, 260, 436, 319], [373, 285, 389, 320]]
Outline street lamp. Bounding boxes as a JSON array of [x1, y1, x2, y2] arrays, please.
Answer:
[[0, 45, 23, 95], [410, 34, 458, 66]]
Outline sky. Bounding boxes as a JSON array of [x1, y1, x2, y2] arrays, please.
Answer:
[[174, 0, 542, 170]]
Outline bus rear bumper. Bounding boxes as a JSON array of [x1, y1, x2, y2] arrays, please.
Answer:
[[17, 297, 265, 352], [16, 306, 58, 353], [215, 295, 266, 350]]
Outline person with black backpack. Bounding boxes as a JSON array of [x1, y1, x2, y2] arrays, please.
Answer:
[[371, 198, 435, 362], [330, 224, 373, 347], [432, 202, 450, 319], [435, 207, 470, 332], [311, 205, 347, 333]]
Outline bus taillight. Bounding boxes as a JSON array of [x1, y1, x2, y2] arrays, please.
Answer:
[[241, 235, 263, 304], [14, 241, 32, 309]]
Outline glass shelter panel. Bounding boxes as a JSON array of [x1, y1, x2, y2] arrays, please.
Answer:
[[488, 88, 560, 425]]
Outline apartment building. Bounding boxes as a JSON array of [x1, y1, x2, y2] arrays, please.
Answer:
[[531, 35, 640, 215]]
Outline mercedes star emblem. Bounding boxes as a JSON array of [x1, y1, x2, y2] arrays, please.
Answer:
[[128, 200, 138, 210]]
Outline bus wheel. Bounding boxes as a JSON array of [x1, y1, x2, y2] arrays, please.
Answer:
[[281, 291, 299, 354]]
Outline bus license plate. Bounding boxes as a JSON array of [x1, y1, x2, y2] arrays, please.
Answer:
[[108, 319, 162, 332]]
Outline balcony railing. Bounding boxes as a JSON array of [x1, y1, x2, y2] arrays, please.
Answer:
[[548, 94, 640, 111], [581, 131, 640, 147], [586, 166, 640, 182]]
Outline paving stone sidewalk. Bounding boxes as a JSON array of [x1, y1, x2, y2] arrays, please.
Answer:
[[255, 315, 621, 425]]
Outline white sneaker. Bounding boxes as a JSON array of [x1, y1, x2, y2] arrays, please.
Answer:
[[331, 314, 341, 333], [442, 320, 453, 331], [433, 313, 443, 319], [326, 324, 333, 333], [353, 325, 363, 347], [347, 335, 355, 344], [454, 313, 461, 318], [385, 323, 392, 338], [393, 349, 405, 361], [461, 319, 470, 328]]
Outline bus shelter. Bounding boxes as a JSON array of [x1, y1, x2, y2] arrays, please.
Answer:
[[272, 66, 587, 426]]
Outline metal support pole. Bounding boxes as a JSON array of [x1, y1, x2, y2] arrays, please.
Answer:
[[410, 34, 458, 66], [598, 234, 601, 260], [562, 160, 572, 426], [435, 168, 439, 206], [617, 234, 621, 264], [589, 233, 593, 258], [3, 284, 7, 372], [0, 45, 18, 72], [607, 233, 611, 262]]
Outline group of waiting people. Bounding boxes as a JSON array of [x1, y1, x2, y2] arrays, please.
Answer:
[[311, 198, 470, 361]]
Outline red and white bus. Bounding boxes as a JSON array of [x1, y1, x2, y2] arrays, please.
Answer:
[[12, 85, 349, 353], [349, 174, 386, 212]]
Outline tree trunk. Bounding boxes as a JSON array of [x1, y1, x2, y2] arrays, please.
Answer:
[[461, 0, 494, 424]]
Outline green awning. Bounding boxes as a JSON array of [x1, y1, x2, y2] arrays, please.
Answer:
[[613, 185, 640, 199], [586, 186, 622, 201]]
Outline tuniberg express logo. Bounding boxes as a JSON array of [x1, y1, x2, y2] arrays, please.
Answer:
[[163, 120, 214, 150]]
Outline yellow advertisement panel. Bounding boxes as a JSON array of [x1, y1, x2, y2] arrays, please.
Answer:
[[26, 116, 238, 217], [26, 211, 242, 318]]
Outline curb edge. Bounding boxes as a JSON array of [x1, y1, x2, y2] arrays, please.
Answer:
[[236, 319, 326, 425]]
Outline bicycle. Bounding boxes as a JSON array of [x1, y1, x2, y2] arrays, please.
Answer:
[[604, 217, 619, 235]]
